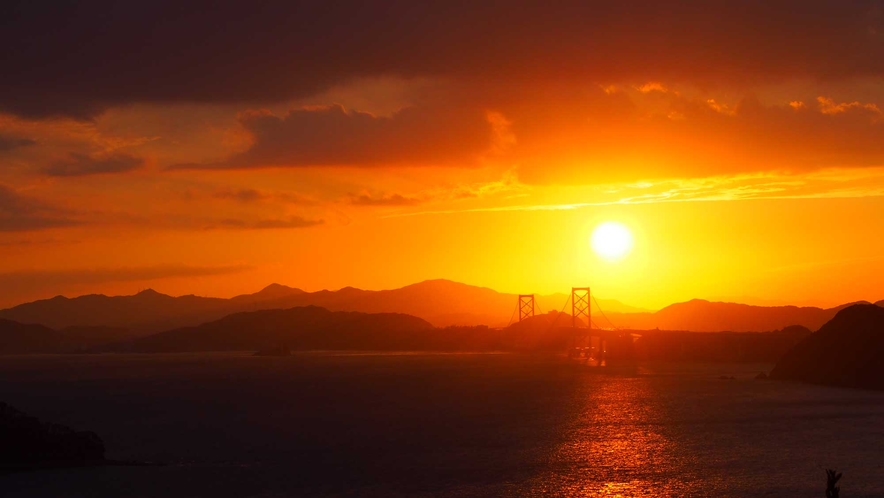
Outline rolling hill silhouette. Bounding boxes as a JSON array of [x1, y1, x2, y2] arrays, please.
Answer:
[[503, 311, 589, 351], [605, 299, 872, 332], [770, 304, 884, 390], [505, 310, 586, 333], [631, 325, 812, 363], [4, 302, 810, 359], [0, 319, 129, 354], [0, 289, 233, 335], [116, 306, 438, 353], [0, 320, 57, 354]]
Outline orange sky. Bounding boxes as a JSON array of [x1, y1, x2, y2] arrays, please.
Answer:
[[1, 2, 883, 309]]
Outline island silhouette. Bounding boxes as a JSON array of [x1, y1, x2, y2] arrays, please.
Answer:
[[771, 304, 884, 391], [0, 402, 104, 472]]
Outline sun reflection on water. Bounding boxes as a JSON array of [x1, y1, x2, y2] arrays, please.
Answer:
[[525, 373, 693, 497]]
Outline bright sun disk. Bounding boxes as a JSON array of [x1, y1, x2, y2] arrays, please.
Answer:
[[591, 221, 634, 261]]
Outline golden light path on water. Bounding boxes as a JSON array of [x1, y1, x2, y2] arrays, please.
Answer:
[[524, 373, 686, 497]]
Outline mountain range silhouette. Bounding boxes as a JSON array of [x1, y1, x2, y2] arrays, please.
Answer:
[[0, 280, 639, 334], [2, 280, 875, 339], [0, 280, 880, 367]]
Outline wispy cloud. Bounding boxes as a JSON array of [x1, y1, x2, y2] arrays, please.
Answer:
[[348, 192, 422, 207], [387, 168, 884, 217], [211, 187, 272, 202], [206, 216, 323, 230], [193, 186, 319, 206], [0, 184, 80, 231], [0, 134, 35, 152], [44, 152, 144, 177]]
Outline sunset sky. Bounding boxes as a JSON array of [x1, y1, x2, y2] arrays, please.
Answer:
[[2, 1, 884, 309]]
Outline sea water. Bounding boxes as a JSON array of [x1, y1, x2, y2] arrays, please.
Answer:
[[1, 353, 882, 497]]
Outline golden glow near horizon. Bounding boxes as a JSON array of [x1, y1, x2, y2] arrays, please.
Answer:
[[591, 222, 634, 262], [3, 3, 884, 311]]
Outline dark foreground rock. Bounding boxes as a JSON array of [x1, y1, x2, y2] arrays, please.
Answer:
[[770, 304, 884, 390], [0, 402, 105, 472]]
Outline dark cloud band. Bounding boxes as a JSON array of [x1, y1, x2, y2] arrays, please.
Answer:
[[2, 1, 882, 119], [0, 185, 79, 231], [43, 152, 144, 177]]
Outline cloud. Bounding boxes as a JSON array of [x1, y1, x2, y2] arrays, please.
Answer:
[[3, 1, 882, 119], [349, 193, 422, 207], [0, 134, 35, 151], [508, 87, 884, 185], [43, 152, 144, 177], [4, 2, 883, 189], [0, 184, 80, 231], [817, 96, 882, 116], [175, 103, 499, 169], [211, 188, 271, 203], [204, 187, 319, 206], [636, 82, 668, 93], [101, 210, 325, 231], [204, 216, 323, 230], [391, 167, 884, 217]]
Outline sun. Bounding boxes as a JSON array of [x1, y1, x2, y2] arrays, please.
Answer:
[[591, 222, 634, 261]]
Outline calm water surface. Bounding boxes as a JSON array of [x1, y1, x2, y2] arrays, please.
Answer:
[[1, 353, 883, 497]]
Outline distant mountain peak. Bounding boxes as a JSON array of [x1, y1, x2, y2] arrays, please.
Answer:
[[136, 288, 162, 296], [403, 279, 498, 293], [416, 279, 459, 285], [685, 298, 712, 304], [259, 283, 298, 293], [337, 286, 362, 293], [254, 283, 305, 298]]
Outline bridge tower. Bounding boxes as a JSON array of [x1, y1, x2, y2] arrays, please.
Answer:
[[572, 287, 591, 329], [518, 294, 535, 322]]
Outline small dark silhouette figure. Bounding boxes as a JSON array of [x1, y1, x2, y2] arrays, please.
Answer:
[[826, 469, 842, 498]]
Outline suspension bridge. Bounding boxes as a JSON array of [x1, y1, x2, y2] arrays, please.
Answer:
[[508, 287, 631, 366]]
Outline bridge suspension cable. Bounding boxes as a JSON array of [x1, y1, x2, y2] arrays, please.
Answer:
[[505, 300, 518, 327], [539, 292, 572, 336], [591, 294, 620, 330], [509, 289, 621, 331]]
